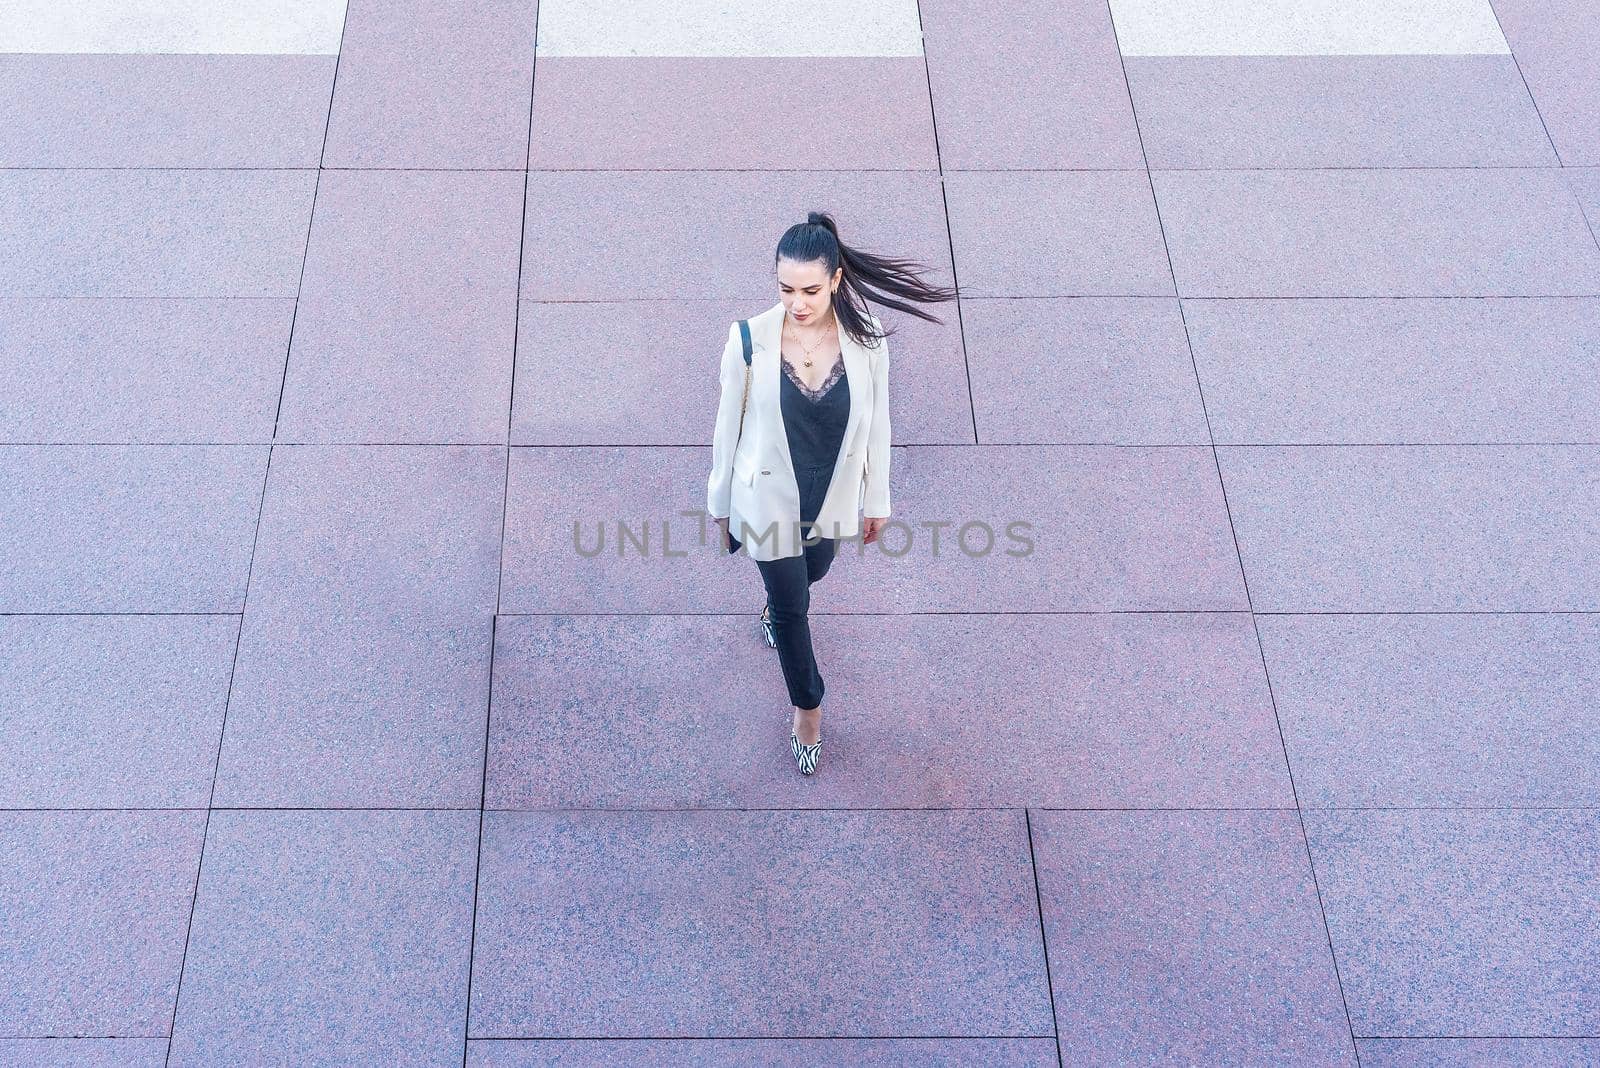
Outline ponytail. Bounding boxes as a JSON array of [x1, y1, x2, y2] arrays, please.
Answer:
[[776, 210, 957, 347]]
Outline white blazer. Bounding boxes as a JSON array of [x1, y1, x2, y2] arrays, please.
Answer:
[[706, 299, 891, 561]]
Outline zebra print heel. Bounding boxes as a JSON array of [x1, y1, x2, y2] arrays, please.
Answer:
[[790, 730, 822, 775]]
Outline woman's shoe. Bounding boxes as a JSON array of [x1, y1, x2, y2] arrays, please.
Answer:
[[790, 729, 822, 775], [759, 603, 778, 649]]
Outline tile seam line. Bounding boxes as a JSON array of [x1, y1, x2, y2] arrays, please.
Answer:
[[1105, 2, 1364, 1059], [912, 0, 980, 447], [468, 7, 541, 1064], [162, 4, 350, 1064], [7, 805, 1600, 814], [3, 165, 1594, 173], [1485, 0, 1565, 165]]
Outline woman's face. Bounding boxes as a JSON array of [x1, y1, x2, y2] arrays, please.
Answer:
[[778, 257, 843, 325]]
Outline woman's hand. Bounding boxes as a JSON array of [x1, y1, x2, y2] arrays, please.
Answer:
[[715, 515, 732, 552], [862, 516, 888, 545]]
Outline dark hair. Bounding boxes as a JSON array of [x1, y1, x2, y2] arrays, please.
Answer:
[[775, 210, 956, 348]]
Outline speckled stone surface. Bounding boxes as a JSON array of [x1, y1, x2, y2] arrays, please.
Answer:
[[9, 3, 1600, 1059], [1107, 0, 1509, 56], [468, 809, 1053, 1037], [531, 0, 923, 57], [0, 55, 335, 168], [961, 297, 1208, 444], [1126, 55, 1554, 168], [213, 610, 493, 807], [486, 612, 1291, 809], [500, 444, 1246, 613], [0, 812, 205, 1037], [324, 0, 537, 168], [0, 615, 236, 807], [1152, 168, 1600, 297], [920, 0, 1143, 169], [1305, 810, 1600, 1036], [1186, 297, 1600, 444], [0, 298, 294, 443], [519, 170, 953, 301], [277, 170, 523, 443], [512, 298, 972, 447], [1259, 613, 1600, 807], [1358, 1038, 1600, 1066], [1033, 810, 1356, 1064], [528, 58, 936, 170], [1491, 1, 1600, 165], [1217, 444, 1600, 611], [943, 170, 1174, 296], [0, 1039, 169, 1068], [246, 444, 503, 620], [468, 1037, 1059, 1066], [168, 810, 478, 1066], [0, 169, 316, 298], [0, 444, 267, 613]]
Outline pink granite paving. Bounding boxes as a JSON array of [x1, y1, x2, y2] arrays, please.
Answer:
[[4, 2, 1597, 1064]]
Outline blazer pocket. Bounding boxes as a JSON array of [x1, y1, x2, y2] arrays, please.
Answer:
[[732, 455, 757, 486]]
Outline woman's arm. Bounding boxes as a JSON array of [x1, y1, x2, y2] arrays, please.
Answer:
[[705, 321, 743, 521], [862, 324, 891, 519]]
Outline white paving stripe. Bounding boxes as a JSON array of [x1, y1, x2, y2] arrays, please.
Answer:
[[1, 0, 348, 55], [1109, 0, 1509, 56], [534, 0, 923, 57]]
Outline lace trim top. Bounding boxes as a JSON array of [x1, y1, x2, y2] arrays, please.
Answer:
[[780, 353, 845, 402]]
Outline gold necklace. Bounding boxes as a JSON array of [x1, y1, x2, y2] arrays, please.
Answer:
[[785, 309, 834, 367]]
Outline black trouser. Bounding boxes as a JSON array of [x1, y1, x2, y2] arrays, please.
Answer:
[[754, 464, 838, 710]]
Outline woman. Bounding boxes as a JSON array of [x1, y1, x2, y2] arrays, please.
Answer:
[[705, 211, 955, 775]]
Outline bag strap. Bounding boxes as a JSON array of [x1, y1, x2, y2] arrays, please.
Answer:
[[734, 319, 753, 440]]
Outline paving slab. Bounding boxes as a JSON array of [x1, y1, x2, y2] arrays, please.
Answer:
[[0, 444, 267, 613], [169, 809, 477, 1066], [0, 55, 334, 167], [0, 615, 236, 808], [532, 0, 923, 57], [920, 0, 1142, 169], [1217, 444, 1600, 611], [1492, 1, 1600, 165], [468, 1038, 1059, 1066], [0, 0, 348, 53], [528, 58, 934, 170], [0, 811, 205, 1037], [324, 0, 536, 168], [944, 170, 1173, 297], [486, 612, 1290, 809], [1032, 810, 1355, 1065], [278, 171, 524, 443], [468, 809, 1052, 1037], [519, 171, 951, 300], [0, 298, 293, 444], [1152, 168, 1600, 297], [1107, 0, 1508, 56], [0, 1040, 169, 1068], [1126, 55, 1554, 168], [246, 444, 503, 621], [214, 610, 491, 808], [499, 445, 1246, 613], [1358, 1039, 1600, 1066], [1305, 810, 1600, 1037], [512, 299, 971, 446], [0, 170, 316, 299], [1185, 297, 1600, 444], [1260, 613, 1600, 808], [962, 297, 1206, 444]]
